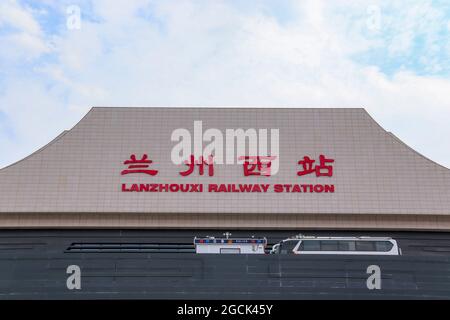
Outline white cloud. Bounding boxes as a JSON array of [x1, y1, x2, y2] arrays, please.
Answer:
[[0, 0, 49, 59], [0, 0, 42, 35], [0, 0, 450, 169]]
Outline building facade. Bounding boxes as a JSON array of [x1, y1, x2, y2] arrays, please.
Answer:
[[0, 107, 449, 230]]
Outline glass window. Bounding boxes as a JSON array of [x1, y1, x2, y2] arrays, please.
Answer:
[[375, 241, 393, 252], [280, 240, 299, 254], [355, 241, 376, 251], [299, 240, 321, 251], [320, 241, 339, 251], [338, 241, 356, 251]]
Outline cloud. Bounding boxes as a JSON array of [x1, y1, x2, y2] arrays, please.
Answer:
[[0, 0, 450, 169], [0, 0, 42, 35], [0, 0, 50, 61]]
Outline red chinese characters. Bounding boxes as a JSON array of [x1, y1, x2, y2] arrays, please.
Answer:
[[121, 154, 158, 176], [120, 153, 335, 178], [180, 155, 214, 176], [239, 156, 276, 176], [297, 155, 334, 177]]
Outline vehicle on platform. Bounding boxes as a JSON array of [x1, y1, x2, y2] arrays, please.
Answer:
[[194, 234, 267, 254], [270, 235, 401, 255]]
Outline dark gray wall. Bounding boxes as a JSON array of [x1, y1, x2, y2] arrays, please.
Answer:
[[1, 229, 450, 299]]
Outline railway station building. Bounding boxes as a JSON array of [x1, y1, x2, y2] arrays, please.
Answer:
[[0, 107, 449, 231]]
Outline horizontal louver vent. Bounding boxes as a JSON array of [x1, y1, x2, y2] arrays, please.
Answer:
[[66, 243, 195, 253]]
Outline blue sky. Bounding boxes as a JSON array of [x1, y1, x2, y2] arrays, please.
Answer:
[[1, 0, 450, 168]]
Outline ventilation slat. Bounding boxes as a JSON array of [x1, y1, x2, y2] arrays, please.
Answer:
[[66, 243, 195, 253]]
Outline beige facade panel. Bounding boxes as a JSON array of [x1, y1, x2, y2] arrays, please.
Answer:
[[0, 107, 449, 229], [0, 213, 449, 231]]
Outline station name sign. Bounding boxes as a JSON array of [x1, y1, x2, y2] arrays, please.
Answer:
[[120, 121, 335, 194], [122, 183, 335, 193], [120, 153, 335, 194]]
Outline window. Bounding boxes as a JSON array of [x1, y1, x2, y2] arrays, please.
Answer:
[[320, 241, 339, 251], [280, 240, 299, 254], [291, 239, 394, 253], [355, 241, 376, 251], [299, 240, 320, 251], [375, 241, 393, 252], [338, 241, 356, 251]]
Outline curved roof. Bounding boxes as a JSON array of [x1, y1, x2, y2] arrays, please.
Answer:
[[0, 107, 449, 215]]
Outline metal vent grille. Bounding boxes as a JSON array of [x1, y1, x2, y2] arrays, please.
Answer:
[[66, 243, 195, 253]]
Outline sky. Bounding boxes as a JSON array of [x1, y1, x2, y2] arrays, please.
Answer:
[[0, 0, 450, 169]]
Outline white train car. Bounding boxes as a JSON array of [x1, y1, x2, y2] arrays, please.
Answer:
[[270, 236, 401, 256], [194, 236, 267, 254]]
